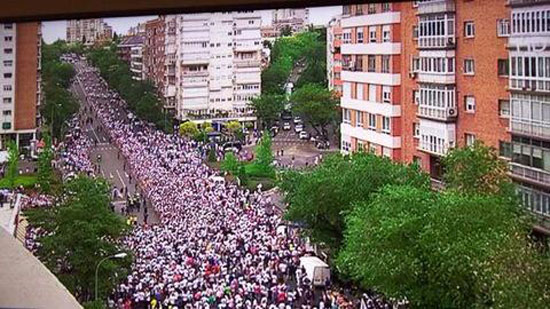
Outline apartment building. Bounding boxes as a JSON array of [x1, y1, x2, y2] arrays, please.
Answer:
[[0, 22, 41, 151], [144, 17, 166, 100], [174, 11, 261, 125], [117, 35, 145, 80], [506, 0, 550, 228], [164, 15, 178, 113], [340, 2, 403, 160], [327, 15, 343, 95], [272, 8, 310, 33], [66, 19, 111, 46]]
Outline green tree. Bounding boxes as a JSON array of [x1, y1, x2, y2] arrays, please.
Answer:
[[443, 141, 512, 196], [290, 83, 339, 138], [226, 121, 241, 139], [179, 121, 199, 137], [24, 176, 131, 303], [279, 152, 430, 250], [249, 94, 285, 129], [253, 131, 275, 175], [6, 140, 19, 190], [37, 133, 54, 193], [207, 148, 217, 162], [337, 185, 549, 308], [221, 151, 240, 175]]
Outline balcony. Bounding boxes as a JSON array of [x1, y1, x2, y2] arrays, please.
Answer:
[[334, 39, 341, 48], [341, 69, 401, 86], [182, 77, 208, 87], [510, 117, 550, 140], [234, 60, 261, 68], [509, 77, 550, 93], [167, 67, 176, 76], [418, 139, 452, 156], [417, 72, 455, 84], [417, 0, 455, 15], [182, 71, 208, 77], [234, 44, 261, 52], [418, 106, 457, 122], [181, 55, 210, 65], [508, 0, 550, 7], [418, 35, 455, 49], [510, 162, 550, 187]]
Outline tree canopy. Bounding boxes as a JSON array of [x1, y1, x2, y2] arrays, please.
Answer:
[[37, 133, 54, 193], [248, 94, 285, 129], [290, 83, 339, 138], [5, 140, 19, 189]]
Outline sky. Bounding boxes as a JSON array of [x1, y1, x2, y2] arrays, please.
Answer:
[[41, 6, 341, 43]]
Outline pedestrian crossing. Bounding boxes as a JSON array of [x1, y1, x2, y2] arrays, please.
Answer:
[[94, 144, 117, 151]]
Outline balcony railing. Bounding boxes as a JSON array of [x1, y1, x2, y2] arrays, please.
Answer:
[[510, 162, 550, 186], [234, 60, 261, 68], [417, 0, 455, 14], [184, 111, 257, 121], [418, 139, 452, 156], [418, 106, 457, 121], [509, 77, 550, 93], [182, 71, 208, 77], [510, 118, 550, 139], [418, 35, 455, 49], [508, 0, 550, 7]]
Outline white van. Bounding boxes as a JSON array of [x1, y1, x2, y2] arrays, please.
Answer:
[[299, 256, 330, 287]]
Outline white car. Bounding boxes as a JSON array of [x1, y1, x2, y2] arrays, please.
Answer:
[[293, 116, 302, 124], [295, 124, 304, 133], [299, 131, 309, 140], [283, 122, 291, 130]]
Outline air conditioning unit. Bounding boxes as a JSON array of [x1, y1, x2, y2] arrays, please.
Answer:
[[409, 72, 417, 79], [447, 107, 457, 117]]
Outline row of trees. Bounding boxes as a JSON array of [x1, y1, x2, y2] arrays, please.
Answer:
[[41, 40, 80, 139], [279, 142, 550, 308], [24, 175, 131, 306], [86, 44, 172, 132]]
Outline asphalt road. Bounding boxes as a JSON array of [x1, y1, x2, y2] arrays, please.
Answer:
[[70, 69, 159, 225]]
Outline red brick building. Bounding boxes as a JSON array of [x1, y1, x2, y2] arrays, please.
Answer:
[[144, 17, 166, 94]]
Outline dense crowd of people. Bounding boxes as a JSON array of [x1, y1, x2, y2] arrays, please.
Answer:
[[71, 57, 366, 309]]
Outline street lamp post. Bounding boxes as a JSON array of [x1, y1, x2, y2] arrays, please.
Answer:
[[95, 252, 127, 301]]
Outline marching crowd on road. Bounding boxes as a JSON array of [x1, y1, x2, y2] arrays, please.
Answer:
[[72, 57, 369, 309]]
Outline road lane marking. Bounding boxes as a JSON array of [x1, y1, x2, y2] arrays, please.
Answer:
[[116, 169, 126, 189]]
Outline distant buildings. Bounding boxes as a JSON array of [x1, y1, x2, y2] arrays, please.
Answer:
[[66, 19, 111, 46], [144, 17, 166, 98], [0, 22, 41, 150], [327, 16, 342, 95], [272, 8, 310, 34]]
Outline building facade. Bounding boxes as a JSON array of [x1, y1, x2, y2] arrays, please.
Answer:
[[272, 8, 310, 33], [0, 22, 41, 150], [164, 15, 178, 113], [117, 35, 145, 81], [327, 15, 343, 95], [144, 17, 166, 99], [66, 19, 111, 46], [340, 2, 403, 160], [506, 0, 550, 229], [174, 11, 261, 124]]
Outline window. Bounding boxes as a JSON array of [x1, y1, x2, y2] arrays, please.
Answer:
[[357, 27, 364, 43], [2, 122, 10, 130], [3, 48, 13, 54], [4, 36, 12, 42], [464, 21, 475, 38], [343, 109, 351, 124], [413, 156, 422, 167], [413, 90, 419, 105], [248, 20, 254, 24], [343, 30, 352, 44], [412, 26, 419, 40], [369, 26, 377, 43], [2, 110, 11, 116], [368, 114, 376, 130], [356, 111, 363, 127], [465, 96, 476, 112], [499, 141, 512, 158], [369, 84, 377, 102], [343, 5, 351, 15], [381, 3, 391, 12], [369, 143, 377, 154], [464, 59, 475, 75], [382, 25, 391, 42], [355, 55, 363, 71], [412, 1, 419, 8], [382, 56, 390, 73], [3, 60, 12, 67], [3, 98, 11, 104], [465, 133, 476, 146], [497, 19, 510, 37], [356, 4, 363, 15], [368, 3, 376, 14], [413, 123, 420, 138], [3, 85, 11, 91], [3, 23, 13, 30], [383, 86, 391, 103], [3, 73, 12, 79], [498, 59, 509, 76], [342, 140, 352, 152], [368, 55, 376, 72], [499, 99, 510, 117], [382, 116, 391, 134]]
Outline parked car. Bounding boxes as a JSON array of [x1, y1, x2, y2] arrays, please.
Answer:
[[283, 122, 291, 130], [281, 112, 293, 121], [294, 124, 304, 133], [293, 116, 302, 124], [270, 126, 279, 136], [223, 141, 242, 153], [299, 131, 309, 140]]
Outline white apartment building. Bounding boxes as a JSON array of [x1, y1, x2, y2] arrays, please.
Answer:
[[164, 15, 178, 112], [0, 22, 41, 151], [339, 3, 403, 160], [174, 11, 261, 125], [66, 19, 110, 46], [272, 8, 310, 33], [130, 45, 144, 81]]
